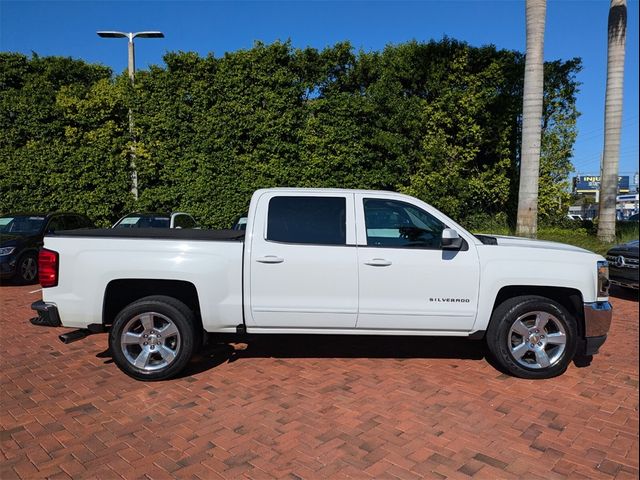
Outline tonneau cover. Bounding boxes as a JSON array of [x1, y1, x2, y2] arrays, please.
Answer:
[[49, 228, 245, 241]]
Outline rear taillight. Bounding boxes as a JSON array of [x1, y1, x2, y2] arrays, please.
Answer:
[[39, 249, 59, 288]]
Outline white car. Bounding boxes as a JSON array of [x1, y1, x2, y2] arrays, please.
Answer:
[[112, 212, 197, 229], [32, 188, 612, 381]]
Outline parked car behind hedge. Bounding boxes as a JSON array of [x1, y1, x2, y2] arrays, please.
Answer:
[[112, 212, 198, 229]]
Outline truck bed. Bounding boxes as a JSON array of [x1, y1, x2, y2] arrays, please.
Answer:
[[42, 230, 245, 330], [50, 228, 245, 241]]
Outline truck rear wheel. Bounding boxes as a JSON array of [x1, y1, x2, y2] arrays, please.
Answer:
[[486, 295, 578, 379], [109, 295, 196, 381]]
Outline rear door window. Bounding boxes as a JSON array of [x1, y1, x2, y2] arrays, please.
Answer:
[[267, 196, 346, 245]]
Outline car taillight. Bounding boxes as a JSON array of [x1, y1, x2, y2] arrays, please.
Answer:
[[39, 249, 59, 288]]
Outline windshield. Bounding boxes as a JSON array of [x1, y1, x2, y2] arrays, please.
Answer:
[[114, 215, 171, 228], [0, 216, 46, 235]]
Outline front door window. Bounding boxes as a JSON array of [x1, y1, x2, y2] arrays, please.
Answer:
[[363, 198, 445, 249]]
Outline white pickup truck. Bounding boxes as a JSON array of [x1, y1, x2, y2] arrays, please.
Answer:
[[31, 188, 612, 381]]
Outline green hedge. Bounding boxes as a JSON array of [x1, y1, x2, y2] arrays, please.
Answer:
[[1, 41, 581, 228]]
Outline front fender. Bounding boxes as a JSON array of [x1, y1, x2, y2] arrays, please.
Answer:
[[473, 251, 599, 332]]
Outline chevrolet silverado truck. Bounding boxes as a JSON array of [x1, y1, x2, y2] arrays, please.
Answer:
[[31, 188, 612, 381]]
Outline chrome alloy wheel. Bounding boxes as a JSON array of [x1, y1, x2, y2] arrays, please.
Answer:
[[21, 256, 37, 282], [120, 312, 181, 372], [507, 311, 567, 369]]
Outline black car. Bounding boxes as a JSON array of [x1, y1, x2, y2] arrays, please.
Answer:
[[0, 213, 94, 284], [606, 239, 639, 290]]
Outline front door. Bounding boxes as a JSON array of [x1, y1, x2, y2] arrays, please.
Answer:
[[355, 195, 480, 332]]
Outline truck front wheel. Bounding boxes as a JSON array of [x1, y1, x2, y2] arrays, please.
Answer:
[[109, 296, 196, 381], [486, 295, 578, 379]]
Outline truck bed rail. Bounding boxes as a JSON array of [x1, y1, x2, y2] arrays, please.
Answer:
[[49, 228, 245, 241]]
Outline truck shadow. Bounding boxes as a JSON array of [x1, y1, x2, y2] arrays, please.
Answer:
[[179, 334, 597, 378], [181, 335, 489, 377], [93, 334, 598, 379]]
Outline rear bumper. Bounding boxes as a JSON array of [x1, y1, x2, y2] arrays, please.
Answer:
[[30, 300, 62, 327], [30, 301, 105, 343], [580, 301, 613, 355]]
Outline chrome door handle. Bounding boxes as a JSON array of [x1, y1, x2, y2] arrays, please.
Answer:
[[364, 258, 392, 267], [256, 255, 284, 264]]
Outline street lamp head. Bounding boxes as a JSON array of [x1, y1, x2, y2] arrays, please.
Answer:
[[97, 31, 164, 40], [134, 31, 164, 39], [97, 31, 128, 38]]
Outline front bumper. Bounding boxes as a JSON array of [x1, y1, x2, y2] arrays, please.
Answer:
[[30, 300, 62, 327], [581, 301, 613, 355]]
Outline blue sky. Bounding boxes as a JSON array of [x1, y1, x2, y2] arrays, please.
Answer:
[[1, 0, 638, 181]]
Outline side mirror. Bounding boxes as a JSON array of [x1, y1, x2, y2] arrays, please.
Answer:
[[441, 228, 463, 250]]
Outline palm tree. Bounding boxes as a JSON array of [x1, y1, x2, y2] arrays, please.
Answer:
[[516, 0, 547, 238], [598, 0, 627, 243]]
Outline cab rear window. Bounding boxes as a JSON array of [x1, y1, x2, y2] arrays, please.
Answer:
[[267, 196, 346, 245]]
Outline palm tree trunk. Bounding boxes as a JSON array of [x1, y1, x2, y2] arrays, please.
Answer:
[[598, 0, 627, 243], [516, 0, 547, 238]]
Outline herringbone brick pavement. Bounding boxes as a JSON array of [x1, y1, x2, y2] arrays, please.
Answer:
[[0, 284, 637, 479]]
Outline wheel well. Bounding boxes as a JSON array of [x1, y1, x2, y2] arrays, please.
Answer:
[[17, 248, 38, 259], [103, 279, 202, 330], [491, 286, 585, 337]]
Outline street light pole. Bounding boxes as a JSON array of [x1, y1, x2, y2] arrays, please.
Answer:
[[127, 33, 135, 83], [97, 31, 164, 200]]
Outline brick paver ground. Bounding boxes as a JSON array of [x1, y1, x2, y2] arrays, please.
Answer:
[[0, 284, 638, 479]]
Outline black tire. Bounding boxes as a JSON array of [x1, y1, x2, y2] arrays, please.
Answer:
[[17, 252, 38, 284], [486, 295, 578, 379], [109, 295, 196, 381]]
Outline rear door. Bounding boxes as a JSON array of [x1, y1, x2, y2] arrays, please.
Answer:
[[248, 192, 358, 329]]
